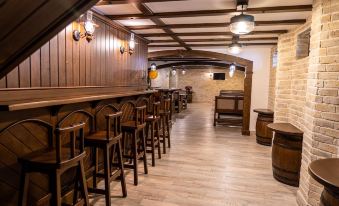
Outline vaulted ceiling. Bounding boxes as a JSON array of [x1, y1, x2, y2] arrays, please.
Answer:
[[94, 0, 312, 51]]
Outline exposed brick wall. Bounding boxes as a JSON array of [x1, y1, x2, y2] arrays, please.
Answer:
[[271, 0, 339, 205], [268, 47, 277, 110]]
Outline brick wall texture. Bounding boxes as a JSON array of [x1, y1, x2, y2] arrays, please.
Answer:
[[269, 0, 339, 205], [268, 47, 277, 110]]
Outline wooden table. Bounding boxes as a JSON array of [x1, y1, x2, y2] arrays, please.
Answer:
[[253, 109, 274, 146], [309, 158, 339, 206], [268, 123, 303, 187]]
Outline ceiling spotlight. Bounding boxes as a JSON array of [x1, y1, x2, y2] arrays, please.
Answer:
[[230, 1, 255, 35], [228, 36, 242, 54], [229, 63, 236, 78]]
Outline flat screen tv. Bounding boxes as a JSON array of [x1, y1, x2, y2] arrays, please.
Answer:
[[213, 73, 226, 80]]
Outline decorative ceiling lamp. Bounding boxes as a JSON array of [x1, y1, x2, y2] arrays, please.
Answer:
[[150, 63, 157, 71], [171, 67, 177, 76], [230, 0, 255, 35], [229, 63, 236, 78], [228, 35, 242, 54]]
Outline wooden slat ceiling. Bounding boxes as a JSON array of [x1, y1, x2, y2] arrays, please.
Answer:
[[94, 0, 312, 50]]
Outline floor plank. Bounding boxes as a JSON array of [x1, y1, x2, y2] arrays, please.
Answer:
[[91, 103, 297, 206]]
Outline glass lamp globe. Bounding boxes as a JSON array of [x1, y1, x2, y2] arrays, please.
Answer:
[[230, 14, 255, 35], [150, 63, 157, 71], [228, 43, 242, 54], [229, 64, 236, 78], [172, 69, 177, 76], [84, 20, 95, 35]]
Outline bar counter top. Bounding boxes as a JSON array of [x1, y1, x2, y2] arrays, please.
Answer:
[[0, 87, 155, 111]]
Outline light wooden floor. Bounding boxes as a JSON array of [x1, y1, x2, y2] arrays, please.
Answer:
[[91, 103, 298, 206]]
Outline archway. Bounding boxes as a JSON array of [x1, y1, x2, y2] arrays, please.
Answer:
[[148, 50, 253, 136]]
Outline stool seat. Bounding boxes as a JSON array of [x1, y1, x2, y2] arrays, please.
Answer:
[[159, 110, 170, 115], [86, 131, 121, 144], [19, 149, 85, 167], [122, 121, 146, 130], [146, 115, 161, 121]]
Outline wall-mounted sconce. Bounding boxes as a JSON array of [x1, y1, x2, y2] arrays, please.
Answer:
[[182, 68, 186, 75], [120, 33, 136, 55], [150, 63, 157, 71], [73, 11, 97, 42], [229, 63, 236, 78]]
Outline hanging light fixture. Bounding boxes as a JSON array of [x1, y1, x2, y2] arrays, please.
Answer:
[[171, 67, 177, 76], [182, 68, 186, 75], [230, 1, 255, 35], [229, 63, 236, 78], [228, 36, 242, 54], [150, 63, 157, 71]]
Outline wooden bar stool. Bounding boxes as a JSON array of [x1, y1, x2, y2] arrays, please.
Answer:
[[160, 98, 171, 153], [85, 105, 127, 206], [145, 101, 162, 167], [121, 102, 148, 186], [18, 121, 89, 206]]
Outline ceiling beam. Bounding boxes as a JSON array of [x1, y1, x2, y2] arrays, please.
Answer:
[[107, 5, 312, 20], [148, 43, 277, 47], [142, 30, 287, 37], [132, 2, 191, 50], [128, 19, 306, 30], [149, 37, 279, 43], [97, 0, 188, 5]]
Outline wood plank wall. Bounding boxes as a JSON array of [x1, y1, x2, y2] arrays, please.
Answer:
[[0, 14, 148, 89]]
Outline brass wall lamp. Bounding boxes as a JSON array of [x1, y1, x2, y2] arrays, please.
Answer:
[[120, 33, 136, 55], [73, 11, 98, 42]]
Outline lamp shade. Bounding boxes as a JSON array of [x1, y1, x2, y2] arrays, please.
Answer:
[[228, 43, 242, 54], [149, 70, 158, 79], [230, 14, 255, 35]]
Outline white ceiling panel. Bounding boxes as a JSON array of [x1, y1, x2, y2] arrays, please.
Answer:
[[133, 29, 165, 34], [146, 37, 174, 40], [180, 35, 232, 39], [146, 0, 235, 13], [94, 4, 141, 15], [248, 0, 313, 8], [117, 19, 155, 27], [149, 42, 180, 45], [171, 27, 228, 33]]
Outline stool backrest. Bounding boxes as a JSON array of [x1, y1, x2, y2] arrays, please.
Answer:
[[152, 101, 161, 117], [106, 111, 122, 140], [55, 122, 86, 164], [161, 98, 171, 112], [95, 104, 119, 132], [135, 105, 147, 127], [120, 101, 136, 123]]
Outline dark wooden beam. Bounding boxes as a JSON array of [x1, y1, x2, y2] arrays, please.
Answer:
[[128, 20, 307, 30], [151, 61, 246, 71], [107, 5, 312, 20], [97, 0, 187, 5], [149, 37, 279, 43], [143, 30, 287, 37], [133, 2, 191, 50], [148, 43, 277, 47]]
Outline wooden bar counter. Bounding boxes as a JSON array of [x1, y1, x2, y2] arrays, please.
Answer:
[[309, 158, 339, 206], [253, 109, 274, 146], [0, 86, 154, 206], [268, 123, 303, 187]]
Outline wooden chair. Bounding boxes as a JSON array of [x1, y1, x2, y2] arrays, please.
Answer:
[[84, 105, 127, 206], [160, 98, 171, 154], [120, 101, 148, 186], [18, 120, 89, 206], [138, 98, 161, 167]]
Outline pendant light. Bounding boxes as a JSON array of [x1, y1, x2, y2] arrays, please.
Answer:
[[150, 63, 157, 71], [228, 36, 242, 54], [229, 63, 236, 78], [230, 1, 255, 35]]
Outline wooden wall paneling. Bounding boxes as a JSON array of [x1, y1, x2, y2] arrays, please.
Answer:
[[58, 29, 66, 87], [40, 42, 51, 87], [79, 26, 86, 86], [106, 26, 112, 86], [6, 67, 19, 88], [90, 26, 96, 86], [100, 23, 107, 86], [19, 58, 31, 88], [30, 49, 41, 87], [72, 22, 80, 86], [85, 34, 91, 86], [0, 77, 6, 88], [112, 28, 119, 86], [95, 21, 101, 85], [50, 35, 59, 87], [65, 23, 73, 86]]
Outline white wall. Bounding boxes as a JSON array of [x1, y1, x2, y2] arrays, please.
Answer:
[[149, 46, 273, 131]]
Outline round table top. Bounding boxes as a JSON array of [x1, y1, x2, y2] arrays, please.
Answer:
[[267, 123, 303, 136], [253, 109, 274, 115], [309, 158, 339, 189]]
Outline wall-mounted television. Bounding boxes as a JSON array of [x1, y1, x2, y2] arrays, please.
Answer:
[[213, 73, 226, 80]]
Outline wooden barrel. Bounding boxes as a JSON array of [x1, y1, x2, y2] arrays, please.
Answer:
[[254, 109, 274, 146], [268, 123, 303, 187], [309, 158, 339, 206]]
